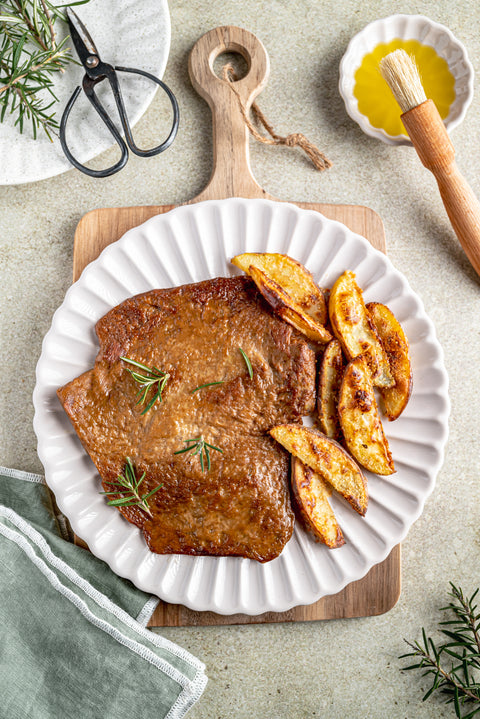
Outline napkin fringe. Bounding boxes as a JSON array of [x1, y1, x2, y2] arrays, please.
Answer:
[[1, 466, 72, 540], [137, 595, 160, 626], [1, 468, 163, 628], [0, 465, 45, 484], [0, 505, 207, 710]]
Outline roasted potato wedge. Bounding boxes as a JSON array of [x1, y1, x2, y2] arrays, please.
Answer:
[[291, 457, 344, 548], [232, 252, 328, 325], [270, 424, 368, 515], [329, 270, 394, 388], [317, 339, 344, 440], [366, 302, 412, 420], [248, 265, 332, 344], [338, 355, 395, 475]]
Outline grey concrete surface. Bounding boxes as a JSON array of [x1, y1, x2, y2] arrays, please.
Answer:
[[1, 1, 479, 717]]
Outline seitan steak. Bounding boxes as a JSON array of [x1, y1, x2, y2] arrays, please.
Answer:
[[58, 276, 316, 562]]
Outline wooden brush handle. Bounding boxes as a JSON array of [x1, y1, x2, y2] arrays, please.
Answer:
[[401, 99, 480, 277]]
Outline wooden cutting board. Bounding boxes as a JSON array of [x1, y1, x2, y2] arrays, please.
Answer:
[[72, 26, 401, 626]]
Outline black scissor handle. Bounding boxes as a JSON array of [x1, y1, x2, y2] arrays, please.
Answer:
[[59, 65, 179, 177], [60, 75, 130, 178], [114, 66, 179, 157]]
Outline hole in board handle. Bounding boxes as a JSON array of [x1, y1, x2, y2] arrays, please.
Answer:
[[212, 50, 250, 82]]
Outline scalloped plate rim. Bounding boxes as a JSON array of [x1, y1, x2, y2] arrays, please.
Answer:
[[33, 198, 450, 614]]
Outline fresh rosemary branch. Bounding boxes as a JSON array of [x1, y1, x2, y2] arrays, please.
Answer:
[[191, 381, 224, 393], [174, 436, 223, 472], [121, 357, 170, 415], [400, 583, 480, 718], [100, 458, 163, 518], [238, 347, 253, 378], [0, 0, 90, 139]]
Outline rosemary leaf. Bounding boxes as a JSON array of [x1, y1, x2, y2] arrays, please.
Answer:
[[105, 497, 143, 508], [239, 347, 253, 378], [173, 445, 197, 455], [191, 381, 224, 393], [204, 441, 223, 453], [174, 436, 223, 472], [400, 583, 480, 718], [142, 392, 160, 416], [0, 0, 91, 138], [101, 458, 163, 517], [141, 484, 164, 501], [121, 356, 170, 415]]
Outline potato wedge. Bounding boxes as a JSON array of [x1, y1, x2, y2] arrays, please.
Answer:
[[248, 265, 332, 344], [329, 270, 394, 388], [366, 302, 412, 421], [232, 252, 328, 325], [270, 424, 368, 515], [338, 355, 395, 475], [291, 457, 344, 548], [317, 339, 344, 440]]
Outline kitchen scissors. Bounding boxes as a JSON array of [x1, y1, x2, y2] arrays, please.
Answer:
[[60, 8, 179, 178]]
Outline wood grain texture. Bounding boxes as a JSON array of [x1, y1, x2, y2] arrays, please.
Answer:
[[188, 26, 271, 202], [70, 25, 399, 626], [402, 99, 480, 278]]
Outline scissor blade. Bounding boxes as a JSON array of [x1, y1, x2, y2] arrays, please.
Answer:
[[66, 7, 100, 66]]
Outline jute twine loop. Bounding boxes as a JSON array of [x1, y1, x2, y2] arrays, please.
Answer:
[[222, 64, 332, 172]]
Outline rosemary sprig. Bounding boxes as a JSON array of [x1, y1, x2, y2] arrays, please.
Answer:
[[400, 583, 480, 718], [191, 381, 224, 393], [239, 347, 253, 378], [121, 357, 170, 415], [100, 458, 163, 518], [0, 0, 90, 139], [174, 436, 223, 472]]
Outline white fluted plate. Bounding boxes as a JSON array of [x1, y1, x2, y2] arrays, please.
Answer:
[[0, 0, 170, 185], [33, 199, 449, 614]]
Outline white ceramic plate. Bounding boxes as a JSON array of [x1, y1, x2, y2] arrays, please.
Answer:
[[33, 198, 449, 615], [0, 0, 170, 185]]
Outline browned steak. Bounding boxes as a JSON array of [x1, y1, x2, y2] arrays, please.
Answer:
[[57, 276, 316, 562]]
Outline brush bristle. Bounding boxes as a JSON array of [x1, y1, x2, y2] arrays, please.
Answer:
[[379, 49, 427, 113]]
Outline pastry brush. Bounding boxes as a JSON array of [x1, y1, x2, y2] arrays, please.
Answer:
[[380, 49, 480, 277]]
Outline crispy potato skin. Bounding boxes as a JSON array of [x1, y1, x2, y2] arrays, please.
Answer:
[[270, 424, 368, 515], [366, 302, 412, 421], [338, 355, 395, 475], [317, 339, 344, 440], [329, 271, 394, 389], [291, 457, 344, 548], [232, 252, 328, 325], [247, 265, 332, 344]]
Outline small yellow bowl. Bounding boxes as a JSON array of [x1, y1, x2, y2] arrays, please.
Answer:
[[339, 14, 474, 145]]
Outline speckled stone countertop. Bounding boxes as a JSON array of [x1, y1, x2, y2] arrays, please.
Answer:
[[2, 1, 479, 717]]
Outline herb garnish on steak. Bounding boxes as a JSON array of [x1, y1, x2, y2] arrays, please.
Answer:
[[57, 276, 316, 562]]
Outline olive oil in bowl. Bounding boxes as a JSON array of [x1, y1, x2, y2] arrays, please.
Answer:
[[353, 39, 455, 138]]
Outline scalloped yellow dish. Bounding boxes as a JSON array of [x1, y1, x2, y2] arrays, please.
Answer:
[[353, 38, 455, 138]]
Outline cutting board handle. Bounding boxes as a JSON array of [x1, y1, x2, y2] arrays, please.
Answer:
[[188, 26, 273, 202]]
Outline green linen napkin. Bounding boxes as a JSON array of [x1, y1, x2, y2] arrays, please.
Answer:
[[0, 467, 207, 719]]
